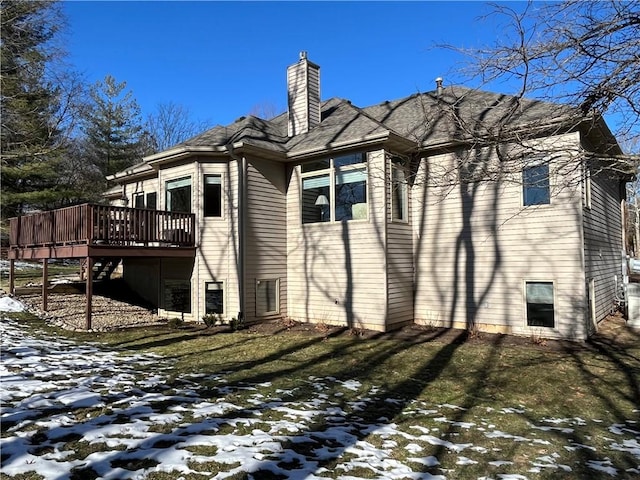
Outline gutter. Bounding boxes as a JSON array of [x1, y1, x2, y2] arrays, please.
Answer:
[[226, 144, 246, 323]]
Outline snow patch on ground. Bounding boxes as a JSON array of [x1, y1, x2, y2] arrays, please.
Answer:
[[1, 315, 639, 480]]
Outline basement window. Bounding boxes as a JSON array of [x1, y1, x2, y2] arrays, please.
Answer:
[[164, 279, 191, 314], [526, 281, 554, 328], [256, 278, 279, 316], [205, 281, 224, 315]]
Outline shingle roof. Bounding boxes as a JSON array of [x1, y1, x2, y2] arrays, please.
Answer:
[[132, 86, 582, 171]]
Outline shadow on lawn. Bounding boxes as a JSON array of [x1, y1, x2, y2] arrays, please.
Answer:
[[10, 315, 639, 480]]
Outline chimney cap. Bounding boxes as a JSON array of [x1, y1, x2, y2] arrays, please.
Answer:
[[435, 77, 443, 87], [299, 51, 307, 60]]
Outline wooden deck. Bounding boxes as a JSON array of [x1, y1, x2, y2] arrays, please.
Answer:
[[7, 204, 196, 329], [8, 203, 196, 259]]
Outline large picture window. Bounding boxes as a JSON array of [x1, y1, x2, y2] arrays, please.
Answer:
[[301, 152, 368, 224], [523, 164, 550, 206], [526, 281, 554, 328], [256, 278, 279, 316], [166, 177, 192, 213], [204, 174, 222, 217]]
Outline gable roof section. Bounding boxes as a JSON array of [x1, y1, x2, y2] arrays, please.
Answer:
[[363, 86, 581, 149], [285, 98, 416, 158]]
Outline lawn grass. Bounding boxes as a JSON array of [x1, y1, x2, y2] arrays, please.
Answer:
[[4, 311, 640, 479], [0, 260, 80, 289]]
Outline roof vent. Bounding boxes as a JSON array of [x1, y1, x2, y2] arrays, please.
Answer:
[[435, 77, 443, 97]]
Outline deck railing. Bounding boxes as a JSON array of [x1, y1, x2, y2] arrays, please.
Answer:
[[9, 204, 196, 249]]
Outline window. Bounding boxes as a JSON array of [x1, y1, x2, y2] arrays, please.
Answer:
[[205, 281, 224, 314], [523, 164, 550, 206], [146, 192, 157, 210], [526, 281, 554, 327], [301, 152, 368, 223], [133, 193, 145, 208], [166, 177, 192, 212], [584, 167, 592, 210], [256, 278, 279, 315], [391, 157, 408, 222], [164, 279, 191, 313], [204, 174, 222, 217]]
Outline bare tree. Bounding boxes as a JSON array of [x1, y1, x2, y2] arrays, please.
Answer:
[[445, 1, 639, 154], [145, 102, 211, 152], [247, 102, 284, 120]]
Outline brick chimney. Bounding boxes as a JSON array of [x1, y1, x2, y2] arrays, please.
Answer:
[[287, 51, 320, 137]]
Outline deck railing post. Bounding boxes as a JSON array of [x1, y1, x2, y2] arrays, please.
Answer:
[[9, 259, 15, 295], [42, 259, 48, 311], [85, 256, 94, 330]]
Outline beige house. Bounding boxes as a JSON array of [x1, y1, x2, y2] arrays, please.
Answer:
[[104, 53, 628, 340]]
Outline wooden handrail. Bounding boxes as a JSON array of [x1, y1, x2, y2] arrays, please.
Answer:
[[9, 204, 196, 249]]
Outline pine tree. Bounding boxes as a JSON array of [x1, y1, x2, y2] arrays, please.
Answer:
[[81, 75, 149, 180], [1, 0, 70, 219]]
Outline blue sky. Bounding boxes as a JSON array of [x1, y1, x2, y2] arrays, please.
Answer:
[[63, 1, 524, 129]]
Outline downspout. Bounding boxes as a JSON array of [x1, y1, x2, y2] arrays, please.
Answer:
[[228, 144, 246, 323]]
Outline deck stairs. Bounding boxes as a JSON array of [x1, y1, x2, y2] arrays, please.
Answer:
[[81, 258, 121, 281]]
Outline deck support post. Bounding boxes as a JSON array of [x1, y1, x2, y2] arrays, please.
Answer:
[[9, 259, 15, 295], [42, 260, 48, 311], [85, 257, 94, 330]]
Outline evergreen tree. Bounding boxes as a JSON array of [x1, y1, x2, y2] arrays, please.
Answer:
[[1, 0, 72, 219], [81, 75, 149, 180]]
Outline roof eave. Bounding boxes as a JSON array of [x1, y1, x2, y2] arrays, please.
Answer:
[[286, 132, 417, 161]]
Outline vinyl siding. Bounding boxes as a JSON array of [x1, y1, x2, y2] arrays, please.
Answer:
[[386, 156, 414, 328], [244, 157, 288, 323], [413, 136, 588, 339], [196, 159, 241, 322], [286, 150, 388, 331], [121, 175, 159, 207], [583, 169, 624, 332]]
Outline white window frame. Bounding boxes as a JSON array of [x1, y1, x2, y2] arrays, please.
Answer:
[[256, 278, 279, 316], [524, 280, 555, 328], [165, 176, 192, 213], [205, 281, 224, 315], [133, 192, 145, 209], [300, 153, 368, 224], [391, 157, 409, 223], [203, 174, 223, 218], [584, 165, 592, 210]]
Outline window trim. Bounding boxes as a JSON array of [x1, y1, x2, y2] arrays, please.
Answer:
[[522, 162, 551, 207], [256, 278, 279, 316], [203, 173, 223, 219], [165, 176, 192, 213], [133, 192, 145, 209], [146, 192, 157, 210], [300, 152, 369, 224], [391, 157, 409, 223], [584, 165, 592, 210], [524, 280, 555, 328], [205, 281, 225, 315]]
